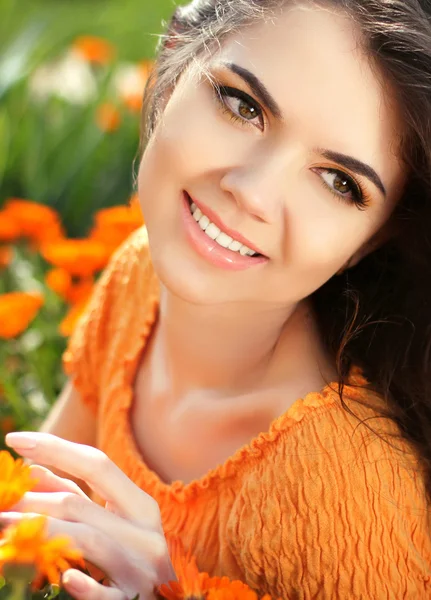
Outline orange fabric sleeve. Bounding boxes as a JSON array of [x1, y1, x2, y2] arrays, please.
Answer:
[[227, 408, 431, 598]]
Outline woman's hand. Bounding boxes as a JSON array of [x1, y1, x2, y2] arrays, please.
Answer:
[[2, 432, 177, 600]]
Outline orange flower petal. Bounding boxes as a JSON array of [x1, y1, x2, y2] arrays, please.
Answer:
[[45, 268, 73, 300], [0, 451, 38, 511], [3, 199, 64, 246], [0, 292, 44, 339], [0, 516, 82, 586], [94, 204, 143, 228], [72, 36, 115, 65], [158, 537, 277, 600], [59, 297, 91, 337], [0, 212, 21, 242], [96, 103, 121, 132], [0, 246, 12, 268], [122, 92, 144, 113], [66, 277, 94, 305], [41, 239, 109, 277], [90, 202, 144, 252]]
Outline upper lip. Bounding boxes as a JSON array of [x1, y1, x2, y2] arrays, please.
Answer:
[[186, 192, 267, 257]]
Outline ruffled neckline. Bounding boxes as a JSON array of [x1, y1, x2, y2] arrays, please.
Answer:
[[116, 264, 369, 504]]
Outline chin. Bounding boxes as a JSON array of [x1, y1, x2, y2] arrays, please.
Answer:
[[148, 239, 244, 305]]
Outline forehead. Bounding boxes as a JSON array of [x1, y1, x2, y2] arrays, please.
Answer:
[[209, 5, 404, 197]]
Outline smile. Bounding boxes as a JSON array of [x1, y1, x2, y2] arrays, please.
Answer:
[[185, 192, 265, 258], [181, 192, 269, 271], [189, 202, 258, 257]]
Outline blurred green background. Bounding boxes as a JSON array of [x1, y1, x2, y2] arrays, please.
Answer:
[[0, 0, 188, 443], [0, 0, 185, 236]]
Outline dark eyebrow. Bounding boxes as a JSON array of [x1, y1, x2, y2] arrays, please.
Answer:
[[222, 62, 283, 120], [219, 63, 386, 197], [316, 148, 387, 196]]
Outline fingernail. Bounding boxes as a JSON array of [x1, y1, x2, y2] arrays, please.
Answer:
[[63, 573, 88, 593], [5, 433, 37, 449]]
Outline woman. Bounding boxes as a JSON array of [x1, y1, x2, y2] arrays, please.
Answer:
[[4, 0, 431, 597]]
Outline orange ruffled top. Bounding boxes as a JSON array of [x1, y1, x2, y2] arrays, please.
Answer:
[[63, 227, 431, 599]]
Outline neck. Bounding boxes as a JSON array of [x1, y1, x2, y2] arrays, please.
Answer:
[[148, 284, 333, 400]]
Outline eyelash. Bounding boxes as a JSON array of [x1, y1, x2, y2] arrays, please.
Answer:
[[312, 168, 371, 210], [212, 84, 264, 130], [211, 82, 371, 210]]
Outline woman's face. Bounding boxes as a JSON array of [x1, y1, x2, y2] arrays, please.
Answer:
[[138, 5, 406, 308]]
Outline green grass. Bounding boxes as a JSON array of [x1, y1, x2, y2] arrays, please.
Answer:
[[0, 0, 188, 235]]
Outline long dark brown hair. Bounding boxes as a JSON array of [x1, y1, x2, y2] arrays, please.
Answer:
[[139, 0, 431, 507]]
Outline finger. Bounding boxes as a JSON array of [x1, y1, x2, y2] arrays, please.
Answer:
[[62, 570, 127, 600], [6, 432, 160, 524], [29, 465, 89, 499], [8, 491, 156, 534]]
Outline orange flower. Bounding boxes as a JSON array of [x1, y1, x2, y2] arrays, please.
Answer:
[[67, 277, 94, 305], [0, 451, 38, 512], [158, 538, 277, 600], [90, 199, 144, 254], [45, 268, 73, 301], [0, 246, 12, 268], [96, 103, 121, 132], [119, 61, 153, 113], [72, 35, 115, 65], [0, 211, 21, 243], [41, 239, 109, 277], [0, 292, 44, 339], [94, 202, 143, 229], [0, 516, 83, 585], [3, 199, 64, 247], [59, 297, 90, 337], [122, 93, 143, 113]]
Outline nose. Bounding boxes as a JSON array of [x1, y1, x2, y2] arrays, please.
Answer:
[[219, 152, 286, 224]]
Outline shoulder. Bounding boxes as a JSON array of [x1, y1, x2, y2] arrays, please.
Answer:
[[62, 226, 159, 408], [227, 382, 431, 597], [74, 225, 156, 328]]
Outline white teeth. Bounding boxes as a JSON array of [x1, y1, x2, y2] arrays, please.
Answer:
[[215, 232, 233, 248], [189, 201, 258, 256], [205, 223, 220, 239], [228, 240, 242, 252], [199, 215, 210, 230], [193, 207, 202, 221]]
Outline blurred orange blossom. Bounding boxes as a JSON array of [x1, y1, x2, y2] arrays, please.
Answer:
[[0, 451, 38, 512], [96, 102, 121, 132], [2, 199, 64, 247], [72, 35, 115, 65], [90, 196, 144, 254], [118, 60, 153, 113], [0, 516, 83, 586], [0, 292, 44, 339], [159, 538, 276, 600], [0, 211, 21, 243], [41, 239, 109, 277], [0, 246, 12, 269], [45, 268, 73, 301]]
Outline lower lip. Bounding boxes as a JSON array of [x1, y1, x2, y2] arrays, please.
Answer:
[[181, 192, 269, 271]]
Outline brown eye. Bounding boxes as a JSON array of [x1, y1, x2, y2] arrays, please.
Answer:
[[333, 173, 351, 194], [312, 167, 369, 209], [215, 85, 264, 130], [238, 100, 258, 120]]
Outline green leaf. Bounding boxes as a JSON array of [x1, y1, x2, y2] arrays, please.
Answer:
[[0, 20, 47, 98]]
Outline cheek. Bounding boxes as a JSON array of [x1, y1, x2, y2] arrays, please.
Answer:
[[286, 207, 369, 283], [140, 82, 251, 191]]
